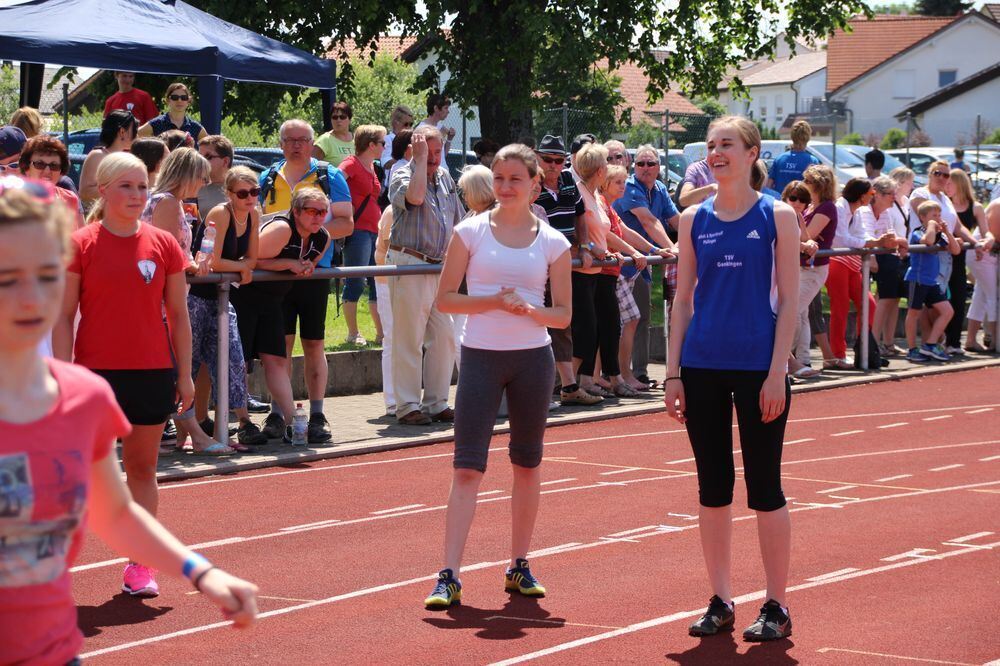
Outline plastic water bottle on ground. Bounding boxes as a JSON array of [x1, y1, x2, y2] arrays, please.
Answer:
[[195, 220, 216, 265], [292, 403, 308, 447]]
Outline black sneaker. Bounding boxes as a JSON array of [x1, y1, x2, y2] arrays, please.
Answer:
[[246, 396, 270, 414], [283, 425, 293, 444], [689, 595, 735, 636], [504, 558, 546, 597], [742, 599, 791, 642], [308, 413, 333, 444], [199, 417, 237, 438], [424, 569, 462, 608], [262, 412, 285, 440], [236, 420, 268, 446], [160, 420, 177, 444]]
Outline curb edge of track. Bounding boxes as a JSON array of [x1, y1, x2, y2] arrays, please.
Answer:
[[157, 357, 1000, 484]]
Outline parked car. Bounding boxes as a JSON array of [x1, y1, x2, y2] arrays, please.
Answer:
[[625, 148, 683, 192], [67, 153, 86, 188], [49, 129, 101, 156], [838, 144, 927, 186], [683, 140, 869, 187], [444, 150, 478, 182], [233, 147, 284, 170], [887, 147, 999, 191]]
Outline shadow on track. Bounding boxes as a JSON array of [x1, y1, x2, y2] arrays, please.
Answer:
[[423, 595, 566, 640], [77, 593, 173, 638], [666, 633, 797, 665]]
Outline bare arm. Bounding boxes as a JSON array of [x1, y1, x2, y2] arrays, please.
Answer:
[[79, 150, 105, 204], [404, 134, 429, 206], [631, 206, 676, 248], [678, 182, 717, 208], [324, 201, 354, 240], [803, 212, 831, 240], [88, 449, 258, 627], [52, 272, 80, 361], [137, 123, 153, 138]]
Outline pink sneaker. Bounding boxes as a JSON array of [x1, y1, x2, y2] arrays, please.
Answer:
[[122, 563, 160, 597]]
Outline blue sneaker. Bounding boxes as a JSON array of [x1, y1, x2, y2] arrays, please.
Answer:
[[424, 569, 461, 608], [919, 343, 950, 362], [504, 558, 546, 597], [907, 348, 929, 363]]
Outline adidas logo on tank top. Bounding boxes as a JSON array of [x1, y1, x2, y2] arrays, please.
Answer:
[[746, 229, 761, 240]]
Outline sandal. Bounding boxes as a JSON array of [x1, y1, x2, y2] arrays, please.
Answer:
[[613, 383, 640, 398], [583, 384, 612, 398], [823, 358, 852, 370], [792, 366, 822, 379], [226, 440, 250, 453], [595, 375, 613, 391], [191, 442, 235, 456]]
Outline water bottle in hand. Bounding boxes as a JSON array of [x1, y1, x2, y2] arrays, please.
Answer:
[[196, 221, 216, 265], [291, 403, 308, 447]]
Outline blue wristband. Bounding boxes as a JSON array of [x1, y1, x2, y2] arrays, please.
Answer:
[[182, 552, 211, 579]]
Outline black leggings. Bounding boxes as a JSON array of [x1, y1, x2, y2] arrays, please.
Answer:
[[945, 250, 968, 348], [572, 272, 621, 376], [681, 367, 791, 512]]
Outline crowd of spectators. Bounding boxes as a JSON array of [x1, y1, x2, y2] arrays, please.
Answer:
[[2, 79, 999, 455]]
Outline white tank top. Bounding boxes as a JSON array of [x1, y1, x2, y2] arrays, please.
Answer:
[[454, 211, 570, 351]]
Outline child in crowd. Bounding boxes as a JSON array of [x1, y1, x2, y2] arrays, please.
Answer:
[[904, 200, 960, 363]]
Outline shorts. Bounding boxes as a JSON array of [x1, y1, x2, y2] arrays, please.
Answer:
[[875, 254, 905, 299], [616, 273, 641, 324], [908, 281, 946, 311], [92, 368, 176, 426], [230, 286, 287, 360], [283, 278, 331, 340]]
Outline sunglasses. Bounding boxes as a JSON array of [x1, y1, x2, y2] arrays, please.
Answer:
[[282, 137, 311, 145], [932, 170, 949, 178], [201, 153, 224, 161], [330, 114, 349, 120], [635, 161, 659, 168], [785, 195, 809, 203], [31, 160, 62, 172], [608, 153, 625, 160], [299, 206, 328, 217], [539, 155, 565, 165], [229, 186, 261, 199], [168, 94, 190, 102], [401, 122, 414, 128]]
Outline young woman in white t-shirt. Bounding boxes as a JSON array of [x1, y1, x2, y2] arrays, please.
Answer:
[[424, 144, 572, 609]]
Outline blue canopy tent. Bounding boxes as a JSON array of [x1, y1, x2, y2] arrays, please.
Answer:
[[0, 0, 336, 133]]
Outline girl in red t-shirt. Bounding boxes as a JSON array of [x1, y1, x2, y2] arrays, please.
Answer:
[[0, 176, 257, 665], [52, 153, 196, 598]]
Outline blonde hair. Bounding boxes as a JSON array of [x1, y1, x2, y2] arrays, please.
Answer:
[[929, 160, 950, 175], [574, 142, 609, 181], [888, 165, 915, 186], [949, 168, 976, 204], [917, 200, 941, 220], [751, 160, 769, 191], [457, 164, 495, 213], [390, 105, 414, 126], [354, 124, 387, 154], [0, 185, 73, 260], [85, 152, 148, 223], [802, 164, 837, 203], [290, 186, 328, 212], [790, 120, 812, 147], [707, 115, 762, 160], [872, 175, 897, 196], [153, 147, 209, 196], [603, 164, 628, 190], [492, 143, 539, 179], [10, 106, 43, 138], [225, 165, 258, 191]]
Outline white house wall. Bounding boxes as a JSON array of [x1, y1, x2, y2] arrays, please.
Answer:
[[830, 17, 1000, 142], [717, 68, 826, 130], [914, 78, 1000, 145]]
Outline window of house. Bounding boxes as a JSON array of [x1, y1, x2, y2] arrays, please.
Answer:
[[775, 94, 784, 119], [938, 70, 957, 87], [892, 69, 916, 99], [759, 95, 767, 122]]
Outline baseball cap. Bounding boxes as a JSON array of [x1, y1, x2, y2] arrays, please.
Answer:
[[0, 126, 27, 160], [536, 134, 567, 156]]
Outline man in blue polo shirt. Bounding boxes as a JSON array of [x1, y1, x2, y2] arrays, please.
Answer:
[[613, 144, 678, 387]]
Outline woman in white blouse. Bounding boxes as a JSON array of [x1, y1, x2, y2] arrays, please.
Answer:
[[866, 176, 909, 356]]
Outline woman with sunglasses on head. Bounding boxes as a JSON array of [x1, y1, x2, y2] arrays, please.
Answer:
[[230, 187, 331, 443], [79, 109, 139, 208], [312, 101, 355, 167], [138, 83, 208, 143], [187, 166, 268, 449], [0, 175, 259, 664], [52, 153, 197, 598], [665, 116, 800, 642], [19, 135, 84, 227]]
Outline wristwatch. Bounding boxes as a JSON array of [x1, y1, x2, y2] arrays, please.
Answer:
[[578, 242, 595, 254]]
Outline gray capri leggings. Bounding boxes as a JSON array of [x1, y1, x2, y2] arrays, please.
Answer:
[[808, 291, 827, 335], [453, 345, 555, 472]]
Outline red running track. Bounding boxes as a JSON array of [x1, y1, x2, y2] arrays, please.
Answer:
[[71, 368, 1000, 664]]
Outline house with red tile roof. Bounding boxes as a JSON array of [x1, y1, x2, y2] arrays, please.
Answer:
[[826, 11, 1000, 144], [716, 50, 827, 132]]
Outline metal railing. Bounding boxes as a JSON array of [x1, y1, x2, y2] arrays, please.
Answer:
[[188, 243, 998, 440]]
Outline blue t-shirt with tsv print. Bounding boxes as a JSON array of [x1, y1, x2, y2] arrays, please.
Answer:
[[768, 150, 820, 195]]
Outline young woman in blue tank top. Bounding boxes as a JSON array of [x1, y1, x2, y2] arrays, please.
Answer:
[[664, 116, 801, 642]]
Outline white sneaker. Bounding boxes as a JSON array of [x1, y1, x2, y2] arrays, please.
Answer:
[[944, 346, 964, 355]]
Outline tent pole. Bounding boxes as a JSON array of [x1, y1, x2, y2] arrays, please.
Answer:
[[321, 88, 334, 133], [197, 76, 224, 135]]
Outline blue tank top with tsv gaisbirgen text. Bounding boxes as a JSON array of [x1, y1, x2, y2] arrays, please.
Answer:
[[681, 194, 779, 371]]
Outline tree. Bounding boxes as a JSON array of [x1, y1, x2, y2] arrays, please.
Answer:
[[914, 0, 971, 15], [871, 3, 913, 14], [693, 95, 726, 117], [880, 128, 907, 149], [188, 0, 871, 144], [0, 65, 18, 122], [840, 132, 865, 145], [341, 55, 430, 128]]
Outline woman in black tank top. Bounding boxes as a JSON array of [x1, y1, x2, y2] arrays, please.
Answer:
[[182, 166, 266, 453]]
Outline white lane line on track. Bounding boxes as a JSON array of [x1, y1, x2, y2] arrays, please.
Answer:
[[828, 495, 860, 501], [944, 531, 994, 543], [875, 474, 913, 482], [478, 490, 504, 497], [487, 541, 1000, 666], [806, 568, 860, 582], [923, 415, 953, 421], [831, 430, 864, 437], [157, 403, 1000, 492], [371, 504, 424, 514], [878, 422, 908, 429], [966, 408, 994, 414], [816, 648, 976, 665], [77, 487, 1000, 658], [738, 438, 1000, 471], [279, 519, 340, 531], [539, 478, 576, 486], [785, 438, 815, 445], [606, 525, 658, 538], [665, 457, 695, 464], [929, 464, 964, 472], [980, 455, 1000, 462], [881, 548, 937, 561], [667, 512, 698, 520], [817, 485, 858, 494], [598, 467, 642, 476], [484, 616, 625, 631]]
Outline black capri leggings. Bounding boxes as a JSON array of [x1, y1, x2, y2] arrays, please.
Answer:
[[681, 367, 791, 512], [453, 345, 555, 473], [572, 272, 621, 376]]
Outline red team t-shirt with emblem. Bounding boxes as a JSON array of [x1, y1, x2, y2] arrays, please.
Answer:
[[103, 89, 159, 125], [0, 360, 131, 665], [67, 222, 186, 369]]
